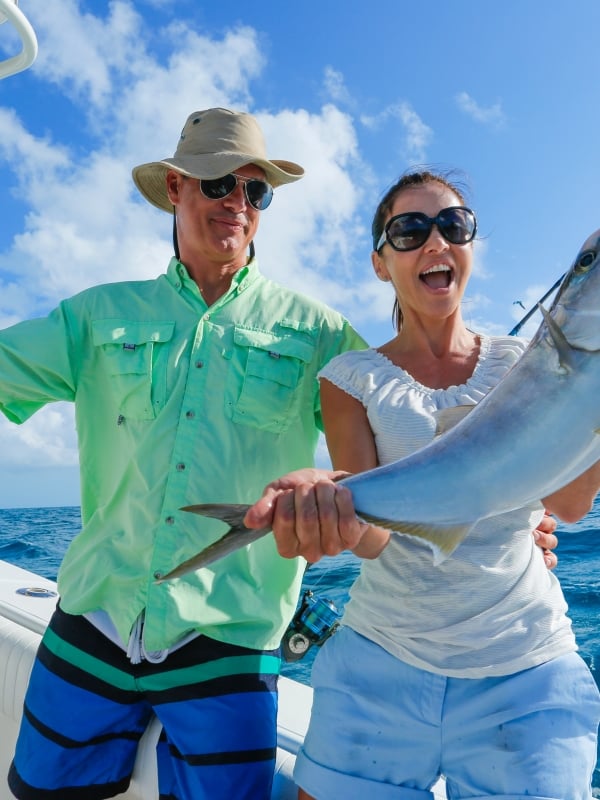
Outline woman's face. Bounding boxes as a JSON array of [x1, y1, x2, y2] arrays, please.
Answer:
[[372, 182, 474, 324]]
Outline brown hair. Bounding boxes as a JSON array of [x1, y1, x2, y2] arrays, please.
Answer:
[[371, 169, 472, 332]]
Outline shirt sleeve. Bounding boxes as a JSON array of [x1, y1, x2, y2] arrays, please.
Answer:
[[313, 320, 368, 431], [318, 349, 376, 404], [0, 302, 77, 423]]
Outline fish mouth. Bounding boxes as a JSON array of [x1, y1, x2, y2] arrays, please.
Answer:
[[420, 263, 453, 289]]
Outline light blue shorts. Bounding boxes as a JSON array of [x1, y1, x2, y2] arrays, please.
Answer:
[[294, 627, 600, 800]]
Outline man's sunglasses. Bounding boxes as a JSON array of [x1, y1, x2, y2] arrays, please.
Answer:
[[376, 206, 477, 252], [199, 173, 274, 211]]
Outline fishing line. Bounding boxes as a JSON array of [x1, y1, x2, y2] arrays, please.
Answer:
[[303, 560, 330, 590], [508, 273, 565, 336]]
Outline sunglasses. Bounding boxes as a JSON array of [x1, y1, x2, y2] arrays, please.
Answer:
[[199, 173, 274, 211], [376, 206, 477, 252]]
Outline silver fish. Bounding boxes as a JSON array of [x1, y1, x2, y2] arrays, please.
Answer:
[[158, 228, 600, 581]]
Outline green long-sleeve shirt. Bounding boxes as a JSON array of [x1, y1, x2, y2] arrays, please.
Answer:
[[0, 257, 366, 650]]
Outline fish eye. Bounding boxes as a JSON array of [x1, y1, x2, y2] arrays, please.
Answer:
[[576, 249, 597, 271]]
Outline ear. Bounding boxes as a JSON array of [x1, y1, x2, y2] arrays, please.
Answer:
[[371, 250, 391, 282], [166, 170, 183, 205]]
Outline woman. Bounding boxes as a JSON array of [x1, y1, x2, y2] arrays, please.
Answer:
[[251, 170, 600, 800]]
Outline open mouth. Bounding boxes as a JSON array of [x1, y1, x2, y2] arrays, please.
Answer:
[[420, 264, 452, 289]]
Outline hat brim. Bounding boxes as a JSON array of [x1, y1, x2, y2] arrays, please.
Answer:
[[132, 154, 304, 213]]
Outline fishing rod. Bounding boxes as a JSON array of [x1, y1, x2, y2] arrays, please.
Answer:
[[508, 272, 566, 336]]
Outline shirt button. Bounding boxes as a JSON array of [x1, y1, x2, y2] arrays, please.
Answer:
[[185, 410, 195, 419], [176, 463, 186, 472], [195, 360, 204, 368], [165, 516, 175, 525]]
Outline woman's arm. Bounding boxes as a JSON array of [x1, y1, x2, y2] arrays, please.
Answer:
[[542, 459, 600, 524], [319, 378, 390, 557], [319, 378, 378, 473]]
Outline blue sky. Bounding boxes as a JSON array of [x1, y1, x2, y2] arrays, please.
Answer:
[[0, 0, 599, 507]]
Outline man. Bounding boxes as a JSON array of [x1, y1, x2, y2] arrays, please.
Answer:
[[3, 107, 366, 800]]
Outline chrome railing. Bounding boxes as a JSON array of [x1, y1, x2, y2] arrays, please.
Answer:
[[0, 0, 37, 79]]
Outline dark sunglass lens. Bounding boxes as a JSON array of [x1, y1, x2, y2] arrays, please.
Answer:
[[246, 180, 273, 210], [201, 174, 237, 200], [439, 208, 476, 244], [387, 214, 430, 251]]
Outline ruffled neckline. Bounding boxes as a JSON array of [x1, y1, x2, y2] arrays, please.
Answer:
[[369, 334, 508, 400]]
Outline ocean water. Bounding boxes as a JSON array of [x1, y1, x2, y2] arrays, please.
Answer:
[[0, 503, 598, 792]]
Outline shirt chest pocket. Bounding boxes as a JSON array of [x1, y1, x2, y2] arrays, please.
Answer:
[[92, 320, 175, 420], [228, 327, 316, 433]]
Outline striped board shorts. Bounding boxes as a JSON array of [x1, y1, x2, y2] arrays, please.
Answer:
[[8, 604, 280, 800]]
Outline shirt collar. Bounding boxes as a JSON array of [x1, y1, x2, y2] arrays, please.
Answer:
[[166, 256, 261, 299]]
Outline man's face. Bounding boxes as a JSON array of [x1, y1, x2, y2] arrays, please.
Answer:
[[167, 164, 265, 269]]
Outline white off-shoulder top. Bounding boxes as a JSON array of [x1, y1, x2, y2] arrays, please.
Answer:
[[318, 335, 576, 677]]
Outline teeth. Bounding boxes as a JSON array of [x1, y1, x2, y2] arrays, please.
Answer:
[[422, 264, 451, 275]]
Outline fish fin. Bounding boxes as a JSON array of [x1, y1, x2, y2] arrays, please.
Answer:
[[539, 305, 575, 372], [358, 512, 473, 565], [156, 504, 268, 583], [433, 405, 475, 436]]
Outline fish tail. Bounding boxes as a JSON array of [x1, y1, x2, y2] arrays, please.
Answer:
[[155, 503, 264, 583], [180, 502, 252, 526]]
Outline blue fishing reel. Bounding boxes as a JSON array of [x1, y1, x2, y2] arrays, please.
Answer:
[[281, 589, 342, 662]]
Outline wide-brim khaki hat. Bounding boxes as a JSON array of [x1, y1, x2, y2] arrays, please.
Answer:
[[132, 107, 305, 213]]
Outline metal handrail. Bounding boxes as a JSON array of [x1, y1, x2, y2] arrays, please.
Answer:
[[0, 0, 37, 79]]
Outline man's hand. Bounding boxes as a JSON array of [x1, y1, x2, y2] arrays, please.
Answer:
[[244, 469, 388, 563], [535, 511, 558, 570]]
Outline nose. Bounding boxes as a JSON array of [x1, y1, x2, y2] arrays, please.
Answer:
[[424, 224, 449, 252], [222, 181, 247, 211]]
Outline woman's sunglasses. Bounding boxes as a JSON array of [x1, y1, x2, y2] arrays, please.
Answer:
[[199, 173, 274, 211], [376, 206, 477, 252]]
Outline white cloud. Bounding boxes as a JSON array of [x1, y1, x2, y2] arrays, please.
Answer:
[[323, 66, 353, 107], [0, 9, 291, 307], [361, 102, 433, 163], [255, 105, 373, 307], [471, 236, 492, 281], [3, 4, 380, 321], [27, 0, 143, 105], [455, 91, 506, 128], [0, 405, 78, 467], [0, 106, 71, 177], [0, 5, 510, 497], [0, 4, 383, 492]]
